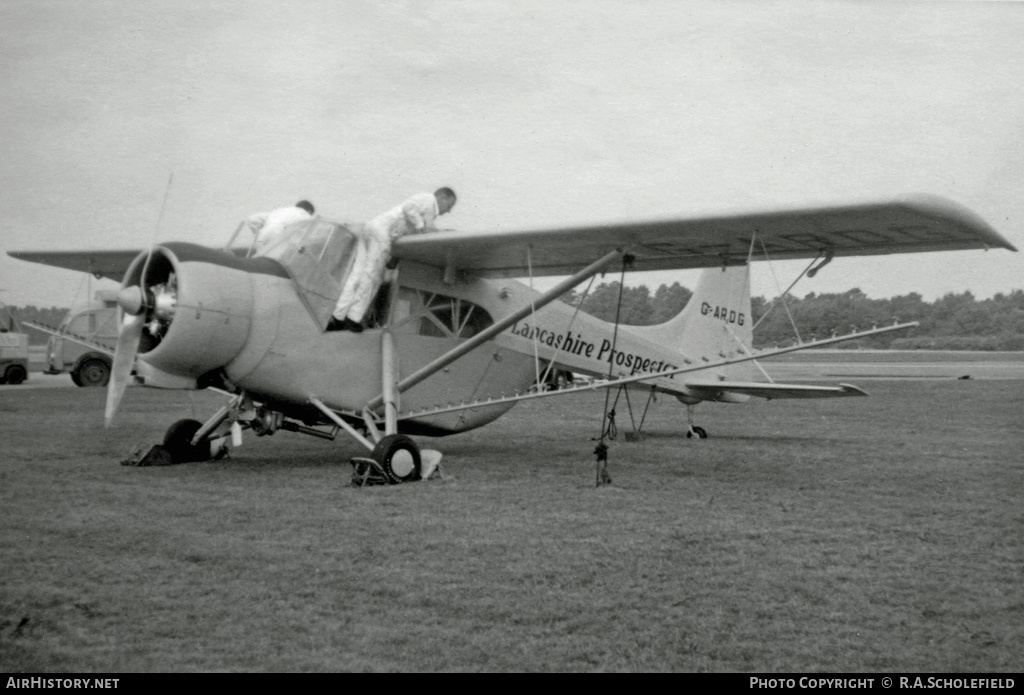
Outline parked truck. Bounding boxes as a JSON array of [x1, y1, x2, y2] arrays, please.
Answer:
[[45, 291, 119, 387], [0, 303, 29, 385]]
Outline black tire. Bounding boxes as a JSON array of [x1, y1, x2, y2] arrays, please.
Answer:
[[372, 434, 421, 484], [163, 419, 208, 463], [4, 365, 27, 386], [74, 358, 110, 388], [686, 426, 708, 439]]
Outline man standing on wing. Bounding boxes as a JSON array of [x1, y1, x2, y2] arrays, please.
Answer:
[[330, 187, 456, 331]]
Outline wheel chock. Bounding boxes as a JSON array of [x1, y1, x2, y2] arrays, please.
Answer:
[[120, 444, 175, 467], [419, 449, 444, 480], [350, 456, 390, 486]]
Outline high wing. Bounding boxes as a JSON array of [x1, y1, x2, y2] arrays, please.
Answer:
[[5, 246, 255, 283], [5, 249, 143, 282], [8, 194, 1014, 282], [393, 194, 1016, 278]]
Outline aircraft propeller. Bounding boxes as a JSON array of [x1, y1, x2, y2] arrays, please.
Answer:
[[104, 252, 177, 427], [105, 173, 175, 427], [105, 310, 145, 427]]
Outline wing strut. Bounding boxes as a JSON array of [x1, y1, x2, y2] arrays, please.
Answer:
[[594, 254, 636, 486], [365, 249, 623, 410], [596, 259, 631, 422], [391, 320, 919, 423], [752, 241, 824, 332]]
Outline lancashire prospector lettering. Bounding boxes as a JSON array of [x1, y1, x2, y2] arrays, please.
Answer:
[[509, 321, 678, 377]]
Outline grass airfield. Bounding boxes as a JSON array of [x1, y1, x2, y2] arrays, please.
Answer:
[[1, 361, 1021, 672]]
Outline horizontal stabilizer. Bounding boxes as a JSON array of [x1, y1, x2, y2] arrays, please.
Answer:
[[684, 380, 868, 400]]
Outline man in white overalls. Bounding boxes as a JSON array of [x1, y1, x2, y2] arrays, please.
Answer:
[[246, 200, 315, 255], [331, 188, 456, 331]]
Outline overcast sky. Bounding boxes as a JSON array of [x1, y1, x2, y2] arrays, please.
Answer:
[[1, 0, 1021, 309]]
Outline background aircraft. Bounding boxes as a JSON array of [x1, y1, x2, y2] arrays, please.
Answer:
[[8, 194, 1016, 483]]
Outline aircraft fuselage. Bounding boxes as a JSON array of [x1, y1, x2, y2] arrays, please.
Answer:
[[128, 233, 754, 436]]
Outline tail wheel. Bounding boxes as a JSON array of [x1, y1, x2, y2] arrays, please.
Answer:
[[686, 426, 708, 439], [163, 419, 209, 463], [4, 365, 27, 385], [372, 434, 422, 484], [74, 358, 111, 387]]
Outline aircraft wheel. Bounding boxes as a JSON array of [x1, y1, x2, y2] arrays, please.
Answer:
[[4, 365, 27, 385], [686, 426, 708, 439], [372, 434, 421, 484], [163, 419, 209, 463], [74, 358, 110, 388]]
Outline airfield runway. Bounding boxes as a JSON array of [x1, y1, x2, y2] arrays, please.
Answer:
[[9, 350, 1024, 391], [762, 350, 1024, 381]]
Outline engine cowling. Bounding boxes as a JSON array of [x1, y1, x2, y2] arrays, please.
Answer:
[[120, 243, 256, 383]]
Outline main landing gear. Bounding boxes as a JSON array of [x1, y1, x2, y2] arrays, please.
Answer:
[[370, 434, 422, 483], [351, 434, 425, 485], [123, 396, 438, 484]]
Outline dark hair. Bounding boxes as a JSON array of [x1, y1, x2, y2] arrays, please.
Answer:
[[434, 187, 456, 202], [295, 200, 315, 214]]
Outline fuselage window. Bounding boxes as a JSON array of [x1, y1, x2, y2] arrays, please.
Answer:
[[387, 288, 494, 338]]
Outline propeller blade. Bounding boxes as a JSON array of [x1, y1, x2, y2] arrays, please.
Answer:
[[105, 312, 145, 428]]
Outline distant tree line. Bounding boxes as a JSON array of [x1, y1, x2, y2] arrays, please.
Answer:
[[8, 285, 1024, 350], [565, 283, 1024, 351]]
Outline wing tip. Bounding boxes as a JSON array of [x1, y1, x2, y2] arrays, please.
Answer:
[[902, 194, 1018, 252]]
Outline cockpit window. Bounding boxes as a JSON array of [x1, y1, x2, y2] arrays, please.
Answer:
[[264, 219, 358, 280], [258, 218, 361, 329]]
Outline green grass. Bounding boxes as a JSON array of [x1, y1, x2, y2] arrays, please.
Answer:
[[0, 377, 1021, 672]]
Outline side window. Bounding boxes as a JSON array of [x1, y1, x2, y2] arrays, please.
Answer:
[[67, 314, 92, 336], [292, 220, 358, 284], [388, 288, 494, 338]]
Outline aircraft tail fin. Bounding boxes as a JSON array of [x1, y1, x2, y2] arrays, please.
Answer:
[[633, 264, 754, 369]]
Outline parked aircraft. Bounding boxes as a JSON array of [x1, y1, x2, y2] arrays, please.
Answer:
[[8, 194, 1016, 482]]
